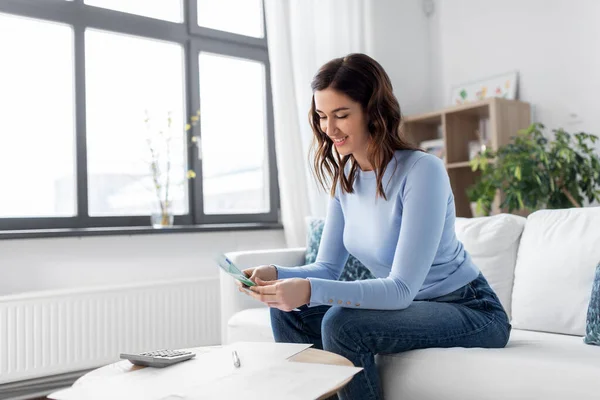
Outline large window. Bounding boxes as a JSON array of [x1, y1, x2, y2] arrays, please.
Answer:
[[0, 14, 76, 218], [84, 0, 184, 23], [0, 0, 278, 231], [85, 30, 187, 217], [197, 0, 263, 38], [199, 52, 269, 215]]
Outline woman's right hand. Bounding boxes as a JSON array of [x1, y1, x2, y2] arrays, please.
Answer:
[[238, 264, 278, 291]]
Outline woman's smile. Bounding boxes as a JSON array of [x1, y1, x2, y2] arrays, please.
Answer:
[[332, 136, 349, 147]]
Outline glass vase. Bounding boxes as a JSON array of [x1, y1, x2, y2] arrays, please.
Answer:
[[151, 211, 174, 228]]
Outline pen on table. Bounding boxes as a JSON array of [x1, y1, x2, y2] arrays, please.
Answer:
[[232, 350, 241, 368]]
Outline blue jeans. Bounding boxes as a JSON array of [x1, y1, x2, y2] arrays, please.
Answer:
[[270, 273, 511, 400]]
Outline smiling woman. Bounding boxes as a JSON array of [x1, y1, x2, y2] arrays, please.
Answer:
[[308, 54, 420, 200], [314, 98, 363, 157], [238, 53, 513, 400]]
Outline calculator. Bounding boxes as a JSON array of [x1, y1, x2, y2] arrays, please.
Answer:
[[120, 349, 196, 368]]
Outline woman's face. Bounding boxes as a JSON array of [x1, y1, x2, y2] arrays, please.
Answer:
[[314, 88, 370, 158]]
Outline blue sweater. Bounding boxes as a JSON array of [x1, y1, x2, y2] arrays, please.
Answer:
[[275, 150, 480, 310]]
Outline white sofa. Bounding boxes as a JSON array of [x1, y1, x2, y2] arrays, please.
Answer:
[[220, 208, 600, 400]]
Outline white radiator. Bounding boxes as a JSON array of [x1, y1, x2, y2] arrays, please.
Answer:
[[0, 277, 220, 384]]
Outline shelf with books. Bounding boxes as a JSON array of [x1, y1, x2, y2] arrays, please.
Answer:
[[404, 98, 531, 217]]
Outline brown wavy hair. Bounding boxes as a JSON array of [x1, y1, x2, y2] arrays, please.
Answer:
[[309, 53, 420, 200]]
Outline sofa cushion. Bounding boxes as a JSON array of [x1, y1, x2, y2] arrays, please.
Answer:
[[305, 217, 375, 281], [584, 262, 600, 345], [378, 328, 600, 400], [511, 208, 600, 336], [454, 214, 526, 319], [227, 307, 274, 344]]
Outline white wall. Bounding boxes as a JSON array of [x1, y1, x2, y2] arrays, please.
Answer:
[[368, 0, 433, 115], [370, 0, 600, 139], [0, 229, 286, 296], [431, 0, 600, 140]]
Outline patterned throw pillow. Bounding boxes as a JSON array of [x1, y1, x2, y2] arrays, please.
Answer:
[[584, 262, 600, 345], [305, 217, 375, 281]]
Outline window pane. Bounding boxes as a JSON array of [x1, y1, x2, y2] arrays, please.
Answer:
[[198, 0, 264, 38], [199, 53, 269, 215], [84, 0, 183, 23], [86, 30, 187, 216], [0, 14, 76, 218]]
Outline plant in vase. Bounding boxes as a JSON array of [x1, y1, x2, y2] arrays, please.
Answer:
[[466, 178, 496, 217], [468, 122, 600, 215], [144, 109, 200, 228]]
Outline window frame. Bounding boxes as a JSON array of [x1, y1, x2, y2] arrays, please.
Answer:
[[0, 0, 280, 232]]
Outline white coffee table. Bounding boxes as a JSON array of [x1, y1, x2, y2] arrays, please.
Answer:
[[70, 346, 354, 400]]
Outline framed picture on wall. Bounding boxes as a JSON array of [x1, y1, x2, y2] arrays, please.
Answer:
[[450, 71, 519, 106]]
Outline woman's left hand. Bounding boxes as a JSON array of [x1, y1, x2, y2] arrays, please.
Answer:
[[245, 278, 311, 312]]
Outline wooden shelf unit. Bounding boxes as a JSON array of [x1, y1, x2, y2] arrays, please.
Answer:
[[403, 98, 531, 217]]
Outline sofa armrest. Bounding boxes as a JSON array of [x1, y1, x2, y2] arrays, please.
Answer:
[[219, 247, 306, 343]]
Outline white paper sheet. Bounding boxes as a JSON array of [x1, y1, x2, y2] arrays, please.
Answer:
[[49, 343, 314, 400], [184, 361, 363, 400], [225, 342, 313, 370]]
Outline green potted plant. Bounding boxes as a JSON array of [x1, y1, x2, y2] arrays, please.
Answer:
[[466, 177, 496, 217], [468, 122, 600, 215]]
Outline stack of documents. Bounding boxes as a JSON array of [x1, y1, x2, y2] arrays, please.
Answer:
[[49, 343, 362, 400]]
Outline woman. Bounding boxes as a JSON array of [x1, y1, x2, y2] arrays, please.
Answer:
[[240, 53, 511, 400]]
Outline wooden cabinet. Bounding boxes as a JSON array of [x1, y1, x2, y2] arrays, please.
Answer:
[[403, 98, 531, 217]]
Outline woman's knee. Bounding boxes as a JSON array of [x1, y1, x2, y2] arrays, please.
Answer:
[[321, 307, 361, 349], [270, 307, 293, 330]]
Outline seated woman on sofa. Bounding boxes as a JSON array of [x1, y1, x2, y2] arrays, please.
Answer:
[[240, 53, 511, 400]]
